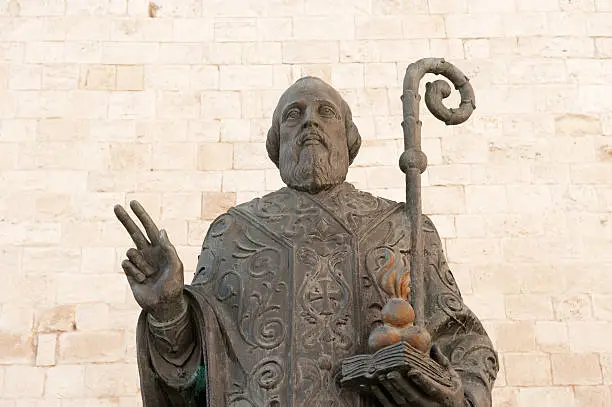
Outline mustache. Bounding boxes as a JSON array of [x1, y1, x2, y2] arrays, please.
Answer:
[[296, 128, 329, 148]]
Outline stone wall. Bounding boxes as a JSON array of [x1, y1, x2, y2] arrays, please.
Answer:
[[1, 0, 611, 406]]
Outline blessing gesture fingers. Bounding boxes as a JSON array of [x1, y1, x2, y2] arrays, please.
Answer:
[[114, 200, 185, 322]]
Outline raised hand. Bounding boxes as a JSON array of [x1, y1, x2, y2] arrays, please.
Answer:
[[376, 344, 466, 407], [114, 200, 186, 322]]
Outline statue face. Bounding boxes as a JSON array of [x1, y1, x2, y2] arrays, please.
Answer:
[[277, 79, 350, 194]]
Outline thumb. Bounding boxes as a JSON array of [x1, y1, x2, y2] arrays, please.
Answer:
[[430, 344, 450, 368]]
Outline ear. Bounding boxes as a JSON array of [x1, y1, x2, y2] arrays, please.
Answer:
[[347, 121, 361, 164], [266, 122, 280, 168]]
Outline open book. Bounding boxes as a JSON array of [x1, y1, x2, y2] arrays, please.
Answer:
[[340, 341, 453, 391]]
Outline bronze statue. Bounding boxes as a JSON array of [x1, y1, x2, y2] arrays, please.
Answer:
[[114, 59, 498, 407]]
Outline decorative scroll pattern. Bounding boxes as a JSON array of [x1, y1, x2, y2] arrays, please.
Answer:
[[190, 184, 497, 406]]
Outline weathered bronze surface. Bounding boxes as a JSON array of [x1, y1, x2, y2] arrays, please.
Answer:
[[115, 60, 498, 406]]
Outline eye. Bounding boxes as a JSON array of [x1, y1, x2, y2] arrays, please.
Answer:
[[284, 107, 301, 120], [319, 104, 337, 119]]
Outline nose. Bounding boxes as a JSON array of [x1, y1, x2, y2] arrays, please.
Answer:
[[302, 106, 320, 129]]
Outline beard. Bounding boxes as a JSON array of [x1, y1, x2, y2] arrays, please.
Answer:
[[279, 131, 348, 194]]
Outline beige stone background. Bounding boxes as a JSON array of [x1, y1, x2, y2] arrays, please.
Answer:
[[0, 0, 611, 405]]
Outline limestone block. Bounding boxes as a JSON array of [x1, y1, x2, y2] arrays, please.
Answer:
[[364, 63, 396, 88], [569, 322, 612, 352], [504, 354, 552, 386], [282, 41, 339, 63], [109, 142, 151, 171], [134, 171, 222, 193], [201, 91, 242, 119], [465, 185, 507, 213], [574, 386, 612, 407], [160, 192, 200, 220], [402, 15, 446, 38], [332, 64, 365, 89], [491, 387, 518, 407], [517, 37, 595, 58], [187, 220, 213, 245], [551, 353, 602, 385], [84, 363, 140, 397], [22, 247, 81, 274], [455, 215, 486, 238], [0, 333, 34, 364], [446, 238, 501, 263], [9, 64, 42, 90], [293, 16, 355, 40], [158, 43, 202, 64], [222, 169, 266, 192], [79, 65, 115, 90], [587, 12, 612, 35], [35, 333, 56, 366], [58, 331, 124, 363], [41, 64, 78, 90], [56, 274, 127, 304], [22, 41, 65, 63], [116, 65, 143, 91], [490, 321, 536, 352], [156, 91, 201, 119], [548, 12, 588, 36], [516, 387, 574, 407], [593, 295, 612, 321], [220, 65, 274, 90], [462, 294, 505, 320], [340, 41, 381, 63], [506, 295, 554, 320], [428, 0, 468, 13], [44, 365, 85, 398], [560, 0, 595, 10], [463, 39, 490, 59], [214, 19, 257, 42], [265, 169, 286, 191], [191, 66, 219, 90], [202, 43, 242, 65], [445, 14, 504, 38], [355, 17, 403, 39], [554, 294, 593, 321], [233, 142, 273, 170], [257, 18, 292, 41], [198, 143, 233, 171], [109, 91, 155, 119], [596, 38, 612, 58], [36, 305, 76, 333], [187, 120, 221, 142], [517, 0, 559, 10], [378, 39, 430, 62], [468, 0, 516, 12], [535, 321, 569, 352], [172, 19, 213, 42], [428, 165, 471, 185], [102, 42, 158, 64], [2, 366, 45, 398], [76, 303, 111, 331], [305, 0, 373, 15]]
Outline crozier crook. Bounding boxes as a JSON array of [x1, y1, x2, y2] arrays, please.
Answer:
[[368, 59, 476, 354], [401, 58, 475, 328]]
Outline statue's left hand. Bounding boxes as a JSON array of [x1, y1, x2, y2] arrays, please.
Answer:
[[376, 344, 467, 407]]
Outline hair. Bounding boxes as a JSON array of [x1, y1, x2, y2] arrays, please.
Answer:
[[265, 77, 361, 168]]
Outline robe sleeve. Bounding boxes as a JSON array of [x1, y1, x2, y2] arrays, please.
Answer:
[[422, 216, 499, 407], [136, 290, 207, 407], [136, 214, 235, 407]]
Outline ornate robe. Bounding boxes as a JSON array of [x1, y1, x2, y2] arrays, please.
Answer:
[[136, 183, 498, 407]]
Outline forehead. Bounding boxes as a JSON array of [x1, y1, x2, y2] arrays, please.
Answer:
[[280, 80, 343, 107]]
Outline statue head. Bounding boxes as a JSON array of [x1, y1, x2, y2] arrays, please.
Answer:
[[266, 77, 361, 194]]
